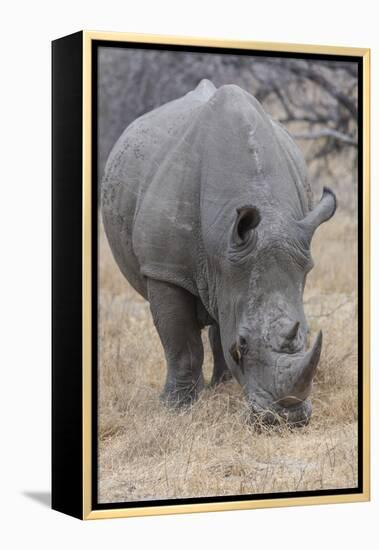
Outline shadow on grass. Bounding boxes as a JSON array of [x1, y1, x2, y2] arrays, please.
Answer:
[[23, 491, 51, 508]]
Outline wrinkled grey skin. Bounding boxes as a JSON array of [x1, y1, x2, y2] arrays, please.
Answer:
[[102, 80, 337, 426]]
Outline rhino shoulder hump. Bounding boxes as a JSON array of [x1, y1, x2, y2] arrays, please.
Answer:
[[208, 84, 264, 120], [212, 83, 246, 105], [190, 79, 217, 101]]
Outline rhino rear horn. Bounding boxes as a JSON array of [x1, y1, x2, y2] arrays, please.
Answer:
[[300, 187, 337, 240]]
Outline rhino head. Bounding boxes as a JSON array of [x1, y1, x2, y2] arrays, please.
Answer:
[[214, 188, 336, 426], [200, 85, 337, 426]]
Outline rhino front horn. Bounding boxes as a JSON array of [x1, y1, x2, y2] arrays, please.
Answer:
[[277, 331, 322, 402], [293, 331, 323, 396]]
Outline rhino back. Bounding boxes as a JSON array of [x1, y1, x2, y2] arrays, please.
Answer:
[[101, 79, 217, 298], [269, 118, 313, 212]]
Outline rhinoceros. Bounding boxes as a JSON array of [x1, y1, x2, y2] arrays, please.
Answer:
[[101, 79, 337, 426]]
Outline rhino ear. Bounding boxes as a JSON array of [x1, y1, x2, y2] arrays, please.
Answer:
[[233, 205, 261, 246], [300, 187, 337, 240]]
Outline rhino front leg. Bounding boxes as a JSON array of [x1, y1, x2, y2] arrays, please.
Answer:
[[209, 324, 233, 386], [147, 279, 205, 407]]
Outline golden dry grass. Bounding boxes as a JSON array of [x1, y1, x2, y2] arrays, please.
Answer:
[[98, 202, 358, 503]]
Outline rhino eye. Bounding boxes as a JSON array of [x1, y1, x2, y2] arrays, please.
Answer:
[[234, 206, 261, 245]]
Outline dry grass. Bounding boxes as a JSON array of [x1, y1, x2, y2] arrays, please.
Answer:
[[98, 203, 358, 503]]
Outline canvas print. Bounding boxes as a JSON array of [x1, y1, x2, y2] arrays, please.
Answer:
[[97, 46, 359, 504]]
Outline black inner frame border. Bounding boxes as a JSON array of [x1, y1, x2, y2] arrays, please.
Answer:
[[91, 39, 364, 511]]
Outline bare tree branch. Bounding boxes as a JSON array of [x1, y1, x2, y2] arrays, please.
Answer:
[[292, 128, 357, 146], [281, 61, 358, 118]]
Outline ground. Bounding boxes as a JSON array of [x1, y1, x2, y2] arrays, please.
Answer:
[[97, 203, 358, 503]]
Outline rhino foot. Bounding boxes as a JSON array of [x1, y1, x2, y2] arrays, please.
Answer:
[[209, 369, 233, 387], [147, 279, 206, 411], [161, 375, 205, 408]]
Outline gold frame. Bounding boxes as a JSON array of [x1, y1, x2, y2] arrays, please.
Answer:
[[82, 31, 370, 520]]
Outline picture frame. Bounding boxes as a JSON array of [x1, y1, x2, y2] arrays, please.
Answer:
[[52, 30, 370, 520]]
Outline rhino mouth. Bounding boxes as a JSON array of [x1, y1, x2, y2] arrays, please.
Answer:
[[248, 396, 312, 427]]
